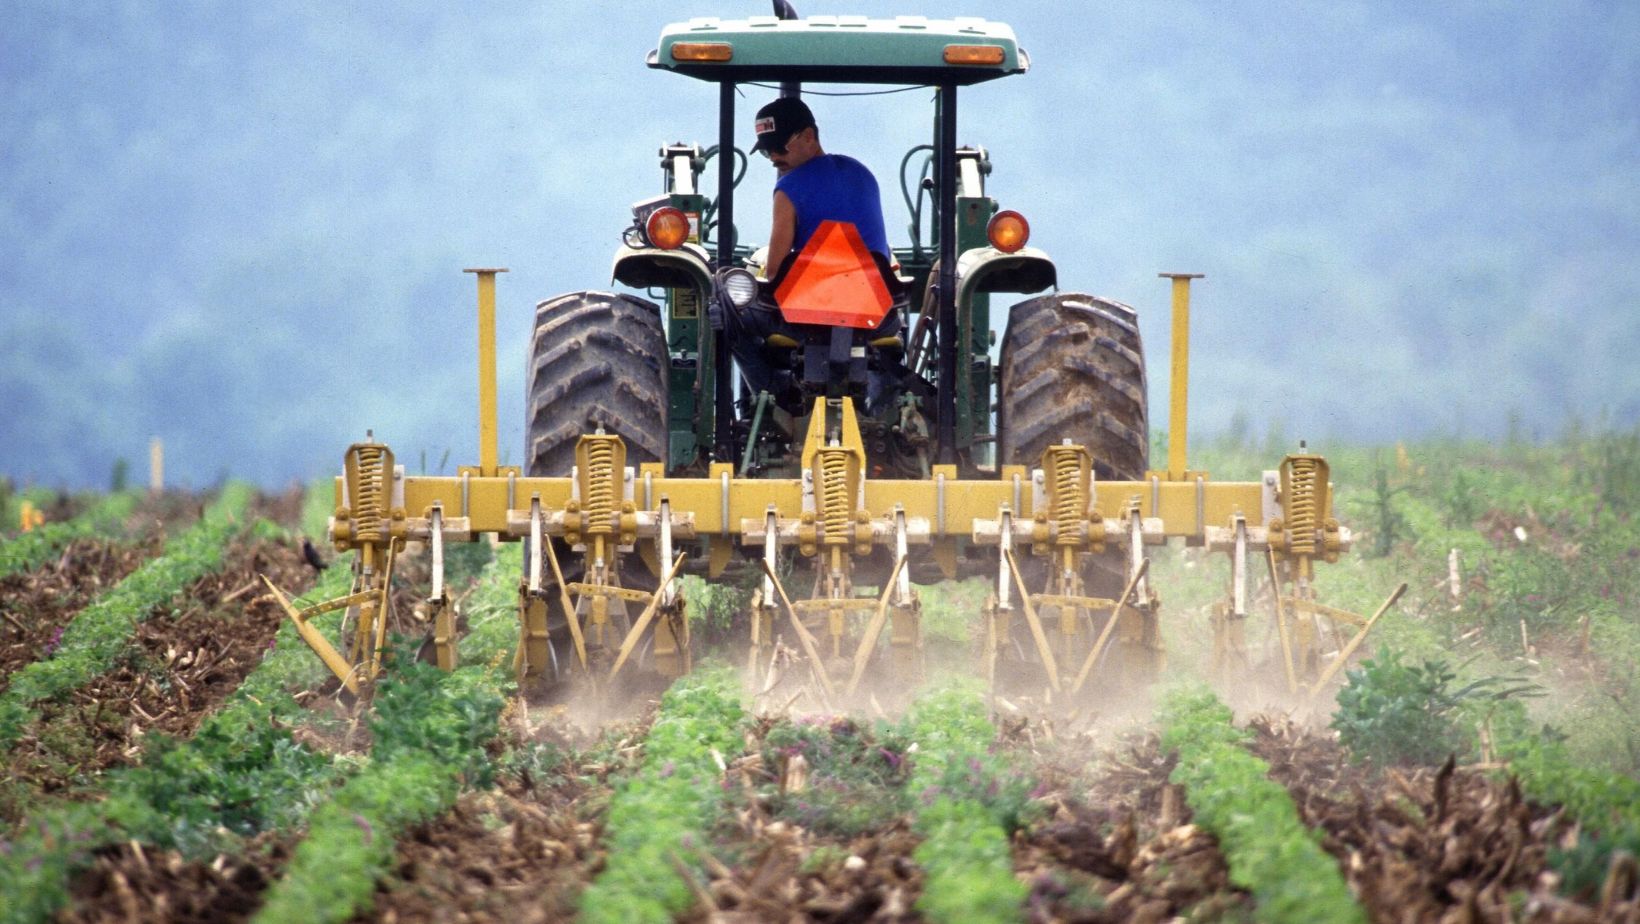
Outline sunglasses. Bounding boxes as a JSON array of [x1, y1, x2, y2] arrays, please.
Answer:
[[759, 129, 804, 158]]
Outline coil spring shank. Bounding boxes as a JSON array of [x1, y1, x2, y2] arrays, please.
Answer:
[[579, 436, 619, 537], [1046, 445, 1087, 546], [348, 445, 389, 544], [816, 447, 852, 546], [1283, 456, 1321, 556]]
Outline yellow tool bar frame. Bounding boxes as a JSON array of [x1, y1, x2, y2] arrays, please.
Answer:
[[333, 466, 1301, 544]]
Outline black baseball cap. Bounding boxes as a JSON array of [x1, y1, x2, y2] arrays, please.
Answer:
[[751, 97, 815, 153]]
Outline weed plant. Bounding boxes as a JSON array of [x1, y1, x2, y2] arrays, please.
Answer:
[[1331, 648, 1540, 767], [760, 715, 910, 837], [252, 648, 508, 924]]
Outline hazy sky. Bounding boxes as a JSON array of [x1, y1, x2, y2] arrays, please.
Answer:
[[2, 1, 1636, 489]]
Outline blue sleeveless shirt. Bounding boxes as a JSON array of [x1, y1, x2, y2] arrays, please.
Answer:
[[775, 154, 891, 258]]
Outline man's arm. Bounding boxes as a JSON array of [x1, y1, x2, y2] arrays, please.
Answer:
[[764, 190, 796, 279]]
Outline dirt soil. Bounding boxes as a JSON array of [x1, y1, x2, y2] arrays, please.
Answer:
[[1247, 716, 1640, 924], [1017, 725, 1249, 924], [60, 836, 293, 924], [2, 536, 315, 819], [0, 536, 163, 688]]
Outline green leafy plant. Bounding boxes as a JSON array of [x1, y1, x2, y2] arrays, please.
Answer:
[[762, 715, 908, 837], [579, 667, 746, 924], [252, 665, 506, 924], [0, 491, 137, 580], [901, 683, 1031, 924], [1494, 728, 1640, 900], [1331, 648, 1540, 767], [1161, 688, 1366, 924]]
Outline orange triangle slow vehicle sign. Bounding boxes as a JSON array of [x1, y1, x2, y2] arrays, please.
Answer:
[[773, 220, 893, 329]]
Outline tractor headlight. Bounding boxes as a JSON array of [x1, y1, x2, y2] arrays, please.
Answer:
[[720, 268, 758, 308]]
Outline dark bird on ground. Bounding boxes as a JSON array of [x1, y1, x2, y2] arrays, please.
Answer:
[[301, 537, 328, 571]]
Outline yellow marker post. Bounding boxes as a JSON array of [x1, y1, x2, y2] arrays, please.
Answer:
[[149, 436, 164, 494], [465, 268, 508, 477], [1159, 273, 1204, 481]]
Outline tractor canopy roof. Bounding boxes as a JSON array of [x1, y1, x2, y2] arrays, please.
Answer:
[[648, 15, 1026, 85]]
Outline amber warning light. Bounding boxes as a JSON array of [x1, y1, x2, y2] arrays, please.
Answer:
[[943, 44, 1006, 66], [672, 42, 733, 62], [646, 207, 691, 250], [987, 210, 1030, 253]]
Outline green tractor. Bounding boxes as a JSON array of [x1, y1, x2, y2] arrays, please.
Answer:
[[518, 8, 1158, 693], [528, 9, 1147, 560], [277, 9, 1371, 703]]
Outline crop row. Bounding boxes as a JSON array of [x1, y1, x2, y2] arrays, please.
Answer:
[[252, 542, 521, 922], [0, 483, 254, 748], [0, 492, 139, 580], [1496, 726, 1640, 895], [0, 533, 528, 923], [580, 665, 746, 924], [900, 685, 1030, 924], [0, 510, 342, 923], [1159, 687, 1366, 924]]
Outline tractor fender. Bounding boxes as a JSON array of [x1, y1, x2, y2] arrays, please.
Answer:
[[955, 245, 1057, 305], [610, 242, 715, 296]]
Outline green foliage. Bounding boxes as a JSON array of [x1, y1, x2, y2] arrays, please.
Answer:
[[442, 540, 493, 587], [1584, 425, 1640, 511], [0, 484, 253, 747], [1550, 825, 1640, 901], [913, 797, 1026, 923], [369, 645, 507, 787], [580, 667, 745, 924], [252, 592, 511, 924], [0, 695, 343, 924], [1358, 454, 1412, 557], [901, 683, 1029, 924], [0, 800, 117, 924], [298, 477, 336, 541], [130, 716, 341, 854], [762, 716, 909, 837], [252, 754, 459, 924], [916, 577, 990, 644], [0, 524, 354, 924], [678, 572, 753, 640], [1331, 648, 1540, 767], [1493, 727, 1640, 899], [0, 491, 137, 579], [1161, 688, 1366, 924]]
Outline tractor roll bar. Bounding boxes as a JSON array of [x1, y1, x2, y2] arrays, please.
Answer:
[[715, 82, 737, 463], [935, 84, 958, 465], [706, 77, 963, 467]]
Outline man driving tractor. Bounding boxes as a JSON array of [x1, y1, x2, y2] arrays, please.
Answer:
[[751, 96, 891, 280]]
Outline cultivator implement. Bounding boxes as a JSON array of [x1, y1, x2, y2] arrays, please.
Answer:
[[260, 274, 1395, 707]]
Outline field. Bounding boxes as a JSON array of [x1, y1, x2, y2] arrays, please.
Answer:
[[2, 430, 1639, 923]]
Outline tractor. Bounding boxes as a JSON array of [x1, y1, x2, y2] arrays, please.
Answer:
[[267, 7, 1398, 707]]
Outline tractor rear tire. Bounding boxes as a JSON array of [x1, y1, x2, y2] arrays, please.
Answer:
[[525, 291, 668, 684], [526, 291, 668, 475], [997, 292, 1148, 479]]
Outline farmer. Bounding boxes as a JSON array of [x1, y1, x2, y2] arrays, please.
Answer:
[[752, 96, 891, 279]]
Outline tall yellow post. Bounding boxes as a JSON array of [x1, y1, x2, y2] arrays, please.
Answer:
[[464, 268, 507, 477], [1159, 273, 1203, 480]]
